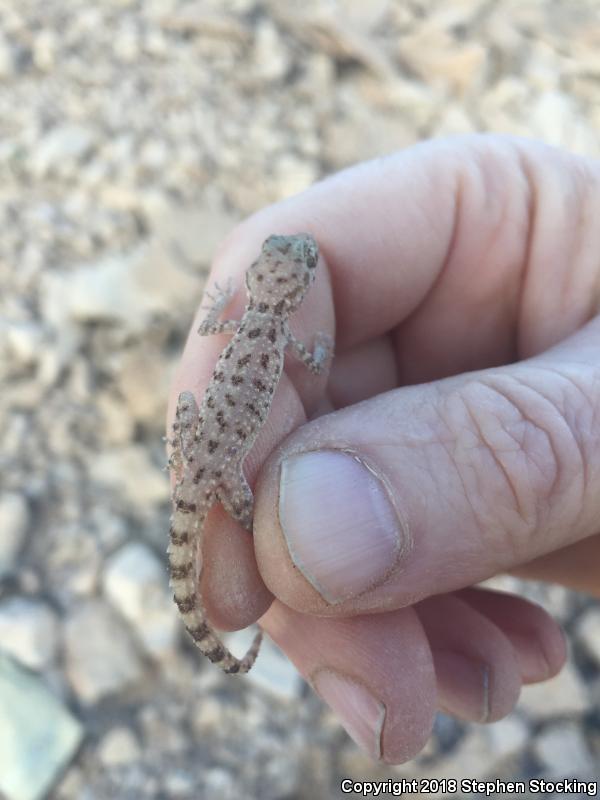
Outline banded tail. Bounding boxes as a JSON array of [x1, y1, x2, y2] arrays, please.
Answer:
[[168, 502, 262, 673]]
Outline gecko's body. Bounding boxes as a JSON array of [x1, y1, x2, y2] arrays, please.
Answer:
[[168, 234, 331, 673]]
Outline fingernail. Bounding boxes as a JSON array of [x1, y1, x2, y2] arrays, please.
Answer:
[[433, 650, 491, 722], [312, 669, 385, 759], [279, 450, 406, 603]]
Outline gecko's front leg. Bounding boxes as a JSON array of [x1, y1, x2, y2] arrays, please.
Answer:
[[284, 324, 334, 374], [198, 279, 239, 336]]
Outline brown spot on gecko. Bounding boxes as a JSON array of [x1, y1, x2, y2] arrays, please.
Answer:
[[213, 370, 224, 382], [260, 353, 269, 369], [206, 644, 226, 662], [175, 594, 196, 613], [273, 300, 285, 315], [189, 622, 211, 641], [253, 378, 267, 392], [213, 470, 222, 478], [224, 393, 236, 407], [237, 354, 251, 368], [176, 500, 197, 513], [206, 396, 215, 409], [248, 328, 261, 339], [215, 410, 227, 428], [193, 467, 205, 484], [169, 527, 189, 545], [231, 375, 244, 385], [267, 328, 276, 343], [208, 440, 219, 453], [170, 562, 193, 579], [236, 428, 247, 440], [257, 302, 269, 312]]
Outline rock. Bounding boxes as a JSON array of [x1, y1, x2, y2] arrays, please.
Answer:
[[0, 492, 29, 577], [90, 445, 169, 508], [576, 608, 600, 665], [30, 124, 95, 178], [5, 322, 45, 367], [484, 714, 529, 763], [243, 636, 303, 701], [32, 29, 58, 71], [533, 722, 596, 777], [252, 21, 290, 82], [103, 542, 178, 658], [0, 597, 59, 670], [0, 34, 16, 77], [64, 599, 144, 704], [520, 662, 588, 719], [0, 654, 83, 800], [40, 240, 200, 335], [97, 726, 141, 766]]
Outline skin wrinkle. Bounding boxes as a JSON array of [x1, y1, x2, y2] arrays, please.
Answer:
[[457, 378, 562, 559], [465, 369, 596, 558], [516, 364, 596, 523], [512, 146, 540, 359], [499, 369, 589, 522]]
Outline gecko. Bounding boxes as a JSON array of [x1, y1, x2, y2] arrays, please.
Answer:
[[168, 233, 332, 674]]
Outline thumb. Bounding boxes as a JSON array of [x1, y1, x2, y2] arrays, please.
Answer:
[[253, 316, 600, 616]]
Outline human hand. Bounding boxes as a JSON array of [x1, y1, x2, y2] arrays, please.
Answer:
[[169, 134, 600, 763]]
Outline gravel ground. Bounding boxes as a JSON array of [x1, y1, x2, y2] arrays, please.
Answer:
[[1, 2, 599, 799]]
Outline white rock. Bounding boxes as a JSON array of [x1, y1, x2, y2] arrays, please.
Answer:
[[97, 726, 141, 766], [0, 654, 83, 800], [41, 242, 199, 335], [30, 124, 95, 178], [485, 714, 530, 763], [32, 29, 58, 71], [64, 600, 144, 704], [576, 608, 600, 665], [0, 35, 16, 78], [103, 542, 178, 658], [0, 597, 59, 670], [253, 21, 290, 81], [520, 663, 588, 718], [90, 445, 170, 508], [0, 492, 29, 577], [533, 722, 596, 777], [6, 321, 45, 367], [242, 636, 302, 701]]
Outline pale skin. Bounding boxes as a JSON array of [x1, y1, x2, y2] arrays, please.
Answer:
[[168, 134, 600, 764]]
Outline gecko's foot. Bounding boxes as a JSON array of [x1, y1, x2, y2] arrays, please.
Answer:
[[311, 332, 334, 374]]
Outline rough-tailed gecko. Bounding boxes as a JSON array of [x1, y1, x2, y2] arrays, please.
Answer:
[[168, 234, 332, 673]]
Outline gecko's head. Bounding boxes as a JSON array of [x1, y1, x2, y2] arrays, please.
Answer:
[[246, 233, 319, 314]]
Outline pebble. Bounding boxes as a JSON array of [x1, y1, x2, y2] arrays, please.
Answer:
[[103, 541, 178, 658], [29, 124, 95, 178], [576, 608, 600, 665], [90, 445, 169, 508], [533, 722, 596, 777], [0, 654, 83, 800], [0, 492, 29, 577], [97, 726, 141, 766], [243, 636, 303, 702], [0, 597, 59, 670], [64, 599, 145, 704]]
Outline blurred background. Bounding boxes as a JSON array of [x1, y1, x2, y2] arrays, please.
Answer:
[[1, 1, 599, 798]]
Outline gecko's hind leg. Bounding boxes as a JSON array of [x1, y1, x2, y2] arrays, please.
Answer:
[[217, 473, 254, 532], [173, 390, 201, 465]]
